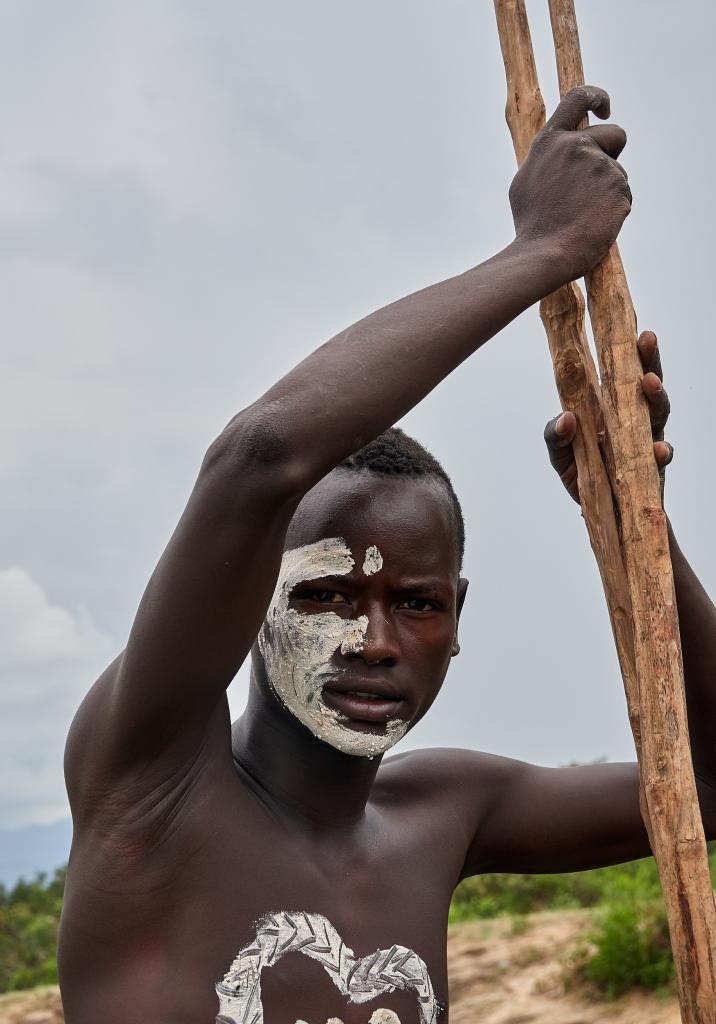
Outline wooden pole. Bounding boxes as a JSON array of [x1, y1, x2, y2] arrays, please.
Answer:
[[493, 1, 716, 1018], [493, 0, 640, 743], [546, 3, 716, 1019]]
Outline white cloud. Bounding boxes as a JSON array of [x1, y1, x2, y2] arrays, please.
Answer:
[[0, 568, 114, 827]]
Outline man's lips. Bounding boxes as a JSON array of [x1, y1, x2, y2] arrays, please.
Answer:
[[321, 680, 408, 724]]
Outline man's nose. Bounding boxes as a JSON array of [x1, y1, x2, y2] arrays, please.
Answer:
[[350, 608, 400, 665]]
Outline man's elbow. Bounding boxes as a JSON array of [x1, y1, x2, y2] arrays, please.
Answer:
[[202, 403, 311, 503]]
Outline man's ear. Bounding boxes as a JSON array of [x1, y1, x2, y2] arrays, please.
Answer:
[[452, 577, 469, 657]]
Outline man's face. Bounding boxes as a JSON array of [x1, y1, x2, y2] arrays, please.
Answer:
[[255, 468, 465, 757]]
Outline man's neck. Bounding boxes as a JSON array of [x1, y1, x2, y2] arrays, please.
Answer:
[[231, 679, 383, 828]]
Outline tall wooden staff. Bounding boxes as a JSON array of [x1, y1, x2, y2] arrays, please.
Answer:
[[493, 2, 716, 1020]]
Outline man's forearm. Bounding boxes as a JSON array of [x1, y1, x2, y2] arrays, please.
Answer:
[[236, 237, 563, 493], [218, 87, 630, 497], [669, 521, 716, 784]]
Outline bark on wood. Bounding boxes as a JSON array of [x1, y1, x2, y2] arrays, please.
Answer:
[[494, 0, 716, 1018], [547, 4, 716, 1020], [493, 0, 639, 738]]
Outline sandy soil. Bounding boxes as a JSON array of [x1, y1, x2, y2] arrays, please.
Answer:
[[0, 911, 680, 1023], [0, 987, 62, 1024], [447, 911, 678, 1024]]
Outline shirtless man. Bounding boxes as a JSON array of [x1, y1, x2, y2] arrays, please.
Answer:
[[59, 87, 716, 1024]]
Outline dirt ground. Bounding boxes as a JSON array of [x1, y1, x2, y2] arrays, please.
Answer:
[[0, 987, 62, 1024], [447, 911, 678, 1024], [0, 911, 680, 1023]]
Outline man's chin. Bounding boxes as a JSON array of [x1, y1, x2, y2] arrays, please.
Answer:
[[311, 702, 410, 757]]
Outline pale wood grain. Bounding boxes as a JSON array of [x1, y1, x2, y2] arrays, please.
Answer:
[[493, 0, 639, 740], [548, 2, 716, 1018]]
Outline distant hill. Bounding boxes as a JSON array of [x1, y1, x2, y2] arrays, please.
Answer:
[[0, 819, 71, 888]]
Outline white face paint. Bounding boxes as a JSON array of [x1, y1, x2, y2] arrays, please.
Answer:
[[362, 544, 384, 576], [258, 537, 408, 757], [215, 910, 438, 1024]]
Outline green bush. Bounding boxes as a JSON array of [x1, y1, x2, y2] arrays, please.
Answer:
[[580, 861, 674, 997], [0, 868, 65, 993], [450, 862, 626, 923]]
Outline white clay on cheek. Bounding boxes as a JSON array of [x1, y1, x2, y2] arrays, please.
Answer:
[[362, 544, 384, 576], [258, 537, 408, 757]]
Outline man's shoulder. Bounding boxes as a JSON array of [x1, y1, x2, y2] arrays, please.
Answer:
[[375, 746, 525, 803]]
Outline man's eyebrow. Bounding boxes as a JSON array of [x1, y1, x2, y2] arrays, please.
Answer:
[[293, 574, 354, 589], [291, 574, 451, 593]]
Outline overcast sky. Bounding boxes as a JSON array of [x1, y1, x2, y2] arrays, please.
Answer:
[[2, 0, 715, 830]]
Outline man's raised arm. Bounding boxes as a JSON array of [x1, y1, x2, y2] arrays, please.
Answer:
[[65, 87, 630, 812]]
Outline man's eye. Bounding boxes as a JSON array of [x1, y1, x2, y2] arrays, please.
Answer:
[[398, 598, 435, 612]]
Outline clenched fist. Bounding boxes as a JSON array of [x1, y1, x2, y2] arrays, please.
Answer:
[[510, 86, 632, 285]]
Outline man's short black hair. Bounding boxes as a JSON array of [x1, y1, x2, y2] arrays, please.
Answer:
[[340, 427, 465, 569]]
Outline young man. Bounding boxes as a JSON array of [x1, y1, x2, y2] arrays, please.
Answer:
[[59, 86, 716, 1024]]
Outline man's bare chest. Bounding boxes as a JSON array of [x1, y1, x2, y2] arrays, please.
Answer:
[[183, 811, 453, 1023], [61, 786, 459, 1024]]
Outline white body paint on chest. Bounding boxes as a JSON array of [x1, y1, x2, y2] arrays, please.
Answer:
[[215, 911, 438, 1024], [258, 537, 407, 758], [295, 1015, 399, 1024], [362, 544, 384, 576], [295, 1011, 401, 1024]]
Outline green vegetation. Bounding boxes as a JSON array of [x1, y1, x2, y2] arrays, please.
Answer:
[[451, 848, 716, 924], [450, 864, 612, 922], [580, 861, 673, 997], [0, 868, 64, 992]]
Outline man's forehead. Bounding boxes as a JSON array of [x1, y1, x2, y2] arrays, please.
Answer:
[[284, 468, 458, 573]]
